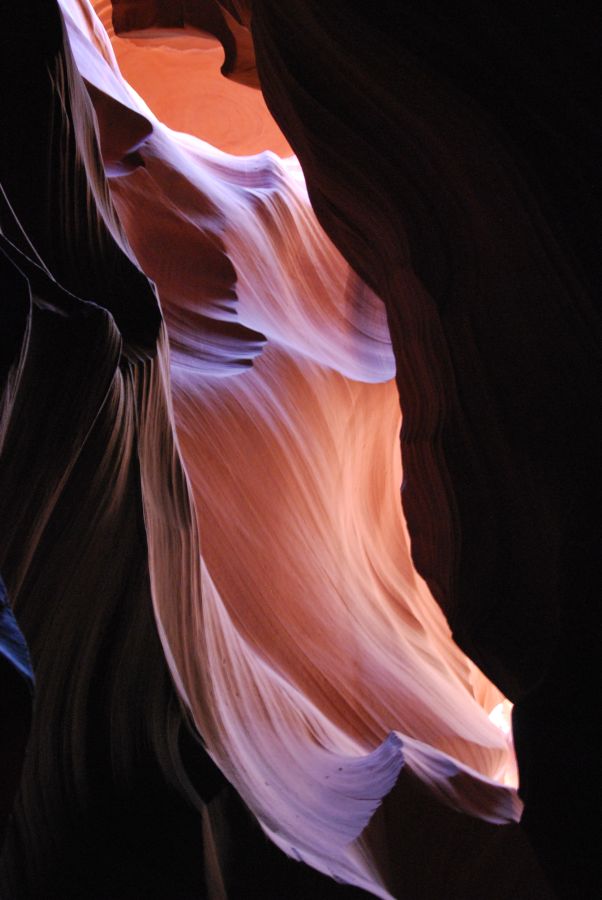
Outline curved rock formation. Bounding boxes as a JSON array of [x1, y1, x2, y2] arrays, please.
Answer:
[[0, 1, 585, 897]]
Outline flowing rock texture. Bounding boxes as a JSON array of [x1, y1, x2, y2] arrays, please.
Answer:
[[0, 1, 597, 898]]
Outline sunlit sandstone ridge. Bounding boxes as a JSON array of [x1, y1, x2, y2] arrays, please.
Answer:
[[79, 0, 524, 888]]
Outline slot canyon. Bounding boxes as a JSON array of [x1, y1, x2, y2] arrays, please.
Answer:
[[1, 3, 600, 898]]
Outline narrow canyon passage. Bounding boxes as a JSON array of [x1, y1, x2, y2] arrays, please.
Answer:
[[1, 2, 599, 898]]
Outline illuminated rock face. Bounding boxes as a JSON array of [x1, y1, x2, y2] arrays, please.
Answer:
[[0, 2, 595, 899]]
